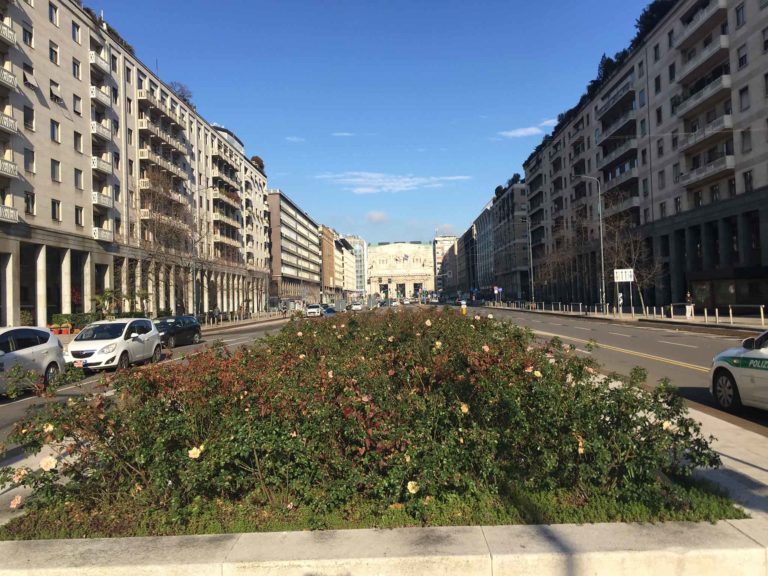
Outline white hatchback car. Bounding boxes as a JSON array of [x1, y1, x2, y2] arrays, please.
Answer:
[[305, 304, 322, 318], [710, 330, 768, 411], [350, 302, 363, 311], [0, 327, 65, 394], [64, 318, 162, 372]]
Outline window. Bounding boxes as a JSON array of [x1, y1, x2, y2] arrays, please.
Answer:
[[642, 178, 649, 197], [765, 73, 768, 98], [737, 44, 747, 69], [49, 80, 62, 103], [125, 67, 132, 84], [112, 119, 119, 137], [127, 128, 133, 145], [671, 129, 678, 150], [656, 106, 662, 125], [21, 62, 34, 88], [674, 196, 682, 214], [657, 138, 664, 158], [48, 2, 58, 25], [641, 148, 648, 165], [693, 190, 703, 208], [50, 119, 60, 142], [23, 148, 34, 172], [739, 86, 750, 111], [22, 26, 33, 47], [653, 43, 660, 62], [672, 163, 680, 183], [640, 118, 647, 136], [72, 58, 80, 79], [659, 201, 667, 218], [23, 106, 34, 130], [48, 41, 60, 65], [658, 169, 666, 189], [763, 27, 768, 52], [638, 89, 646, 107], [73, 95, 82, 116], [741, 128, 752, 152], [111, 54, 118, 72], [668, 29, 674, 48], [50, 159, 60, 181], [743, 170, 753, 192], [114, 184, 120, 202], [112, 152, 120, 170], [654, 75, 661, 94], [71, 21, 80, 43], [51, 199, 61, 221], [729, 177, 736, 197], [710, 184, 720, 202], [735, 3, 745, 28], [74, 131, 82, 152], [128, 159, 134, 176], [111, 86, 118, 103], [638, 60, 644, 78], [668, 63, 676, 82], [75, 206, 83, 227], [24, 191, 35, 215], [74, 168, 83, 189], [126, 98, 132, 114]]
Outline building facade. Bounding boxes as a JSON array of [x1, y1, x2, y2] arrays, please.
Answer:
[[432, 234, 457, 294], [344, 235, 367, 298], [523, 0, 768, 308], [491, 183, 529, 300], [367, 242, 435, 299], [475, 202, 494, 297], [0, 0, 271, 326], [267, 190, 321, 304]]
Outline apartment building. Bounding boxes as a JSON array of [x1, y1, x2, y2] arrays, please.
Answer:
[[344, 235, 368, 298], [523, 0, 768, 308], [267, 189, 321, 304], [340, 237, 356, 296], [432, 234, 457, 294], [491, 183, 529, 300], [0, 0, 271, 326], [367, 242, 435, 299]]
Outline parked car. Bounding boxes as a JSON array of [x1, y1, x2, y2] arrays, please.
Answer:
[[390, 300, 400, 307], [153, 316, 202, 348], [305, 304, 322, 318], [0, 327, 64, 394], [710, 330, 768, 411], [351, 302, 363, 311], [64, 318, 162, 372], [402, 298, 410, 305], [323, 307, 337, 317]]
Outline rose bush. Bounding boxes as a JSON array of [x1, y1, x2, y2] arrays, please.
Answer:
[[0, 308, 739, 538]]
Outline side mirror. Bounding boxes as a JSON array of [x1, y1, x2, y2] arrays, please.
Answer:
[[131, 332, 140, 340], [742, 337, 756, 350]]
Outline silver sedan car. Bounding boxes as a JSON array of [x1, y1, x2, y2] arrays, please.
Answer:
[[0, 327, 65, 394]]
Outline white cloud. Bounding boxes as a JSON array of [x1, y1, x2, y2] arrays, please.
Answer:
[[367, 211, 388, 223], [285, 136, 305, 143], [436, 223, 456, 235], [498, 127, 544, 138], [331, 132, 355, 137], [539, 118, 558, 127], [316, 171, 471, 195]]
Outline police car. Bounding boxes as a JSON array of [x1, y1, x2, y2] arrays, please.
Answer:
[[710, 330, 768, 411]]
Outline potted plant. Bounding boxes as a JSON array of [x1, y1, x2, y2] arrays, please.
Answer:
[[60, 322, 72, 335], [50, 323, 61, 335]]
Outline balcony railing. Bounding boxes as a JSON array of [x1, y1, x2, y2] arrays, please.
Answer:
[[213, 211, 240, 228], [212, 189, 241, 209], [91, 191, 114, 209], [90, 121, 111, 141], [0, 113, 17, 134], [0, 22, 17, 46], [88, 51, 110, 75], [212, 166, 239, 190], [677, 0, 727, 49], [679, 35, 729, 83], [596, 80, 634, 118], [598, 138, 638, 169], [0, 158, 17, 178], [604, 195, 641, 218], [678, 155, 735, 187], [0, 67, 17, 91], [213, 232, 241, 248], [92, 227, 114, 242], [679, 114, 733, 151], [0, 204, 18, 223], [91, 156, 112, 174], [604, 166, 638, 192], [601, 109, 637, 141], [675, 75, 731, 118], [89, 86, 111, 107]]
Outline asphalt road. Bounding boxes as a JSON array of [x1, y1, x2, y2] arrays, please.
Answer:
[[484, 307, 768, 437]]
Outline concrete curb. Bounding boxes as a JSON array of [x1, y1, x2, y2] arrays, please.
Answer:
[[0, 520, 766, 575]]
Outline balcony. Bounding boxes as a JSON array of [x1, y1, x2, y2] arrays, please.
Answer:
[[91, 156, 112, 174], [92, 227, 114, 242], [137, 90, 182, 126], [213, 211, 240, 228], [139, 147, 185, 179], [605, 195, 641, 219], [139, 209, 187, 230], [596, 80, 635, 118], [212, 166, 239, 190], [89, 86, 111, 108], [0, 67, 16, 91], [599, 138, 638, 169], [601, 109, 637, 141], [88, 51, 110, 75], [526, 160, 542, 181], [604, 166, 638, 193], [675, 75, 731, 118], [0, 204, 18, 223], [90, 121, 111, 141], [679, 114, 733, 152], [213, 232, 241, 248], [91, 191, 114, 209], [212, 189, 241, 209], [0, 158, 17, 178], [0, 22, 16, 46], [0, 113, 17, 135], [678, 155, 735, 188], [677, 0, 727, 50], [679, 35, 729, 84]]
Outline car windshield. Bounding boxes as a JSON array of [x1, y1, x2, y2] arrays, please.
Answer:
[[154, 319, 177, 330], [75, 323, 127, 341]]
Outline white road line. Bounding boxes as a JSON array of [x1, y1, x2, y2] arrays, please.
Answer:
[[608, 332, 632, 338], [574, 327, 591, 331], [575, 349, 592, 355], [549, 322, 564, 326], [658, 340, 698, 349]]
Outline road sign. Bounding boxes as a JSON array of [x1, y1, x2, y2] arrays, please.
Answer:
[[614, 268, 635, 283]]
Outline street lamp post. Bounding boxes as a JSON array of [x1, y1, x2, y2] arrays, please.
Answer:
[[579, 175, 606, 313]]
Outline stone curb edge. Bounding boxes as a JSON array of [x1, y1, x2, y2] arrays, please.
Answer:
[[0, 519, 766, 575]]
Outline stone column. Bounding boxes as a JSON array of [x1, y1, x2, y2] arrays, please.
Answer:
[[83, 252, 94, 313], [120, 258, 130, 312], [669, 230, 684, 302], [3, 243, 20, 326], [168, 265, 176, 315], [760, 209, 768, 267], [61, 248, 72, 315], [135, 261, 143, 314], [202, 271, 210, 313], [718, 218, 733, 267], [701, 222, 715, 271], [737, 213, 754, 267], [35, 245, 47, 326], [684, 227, 697, 272], [158, 264, 167, 313]]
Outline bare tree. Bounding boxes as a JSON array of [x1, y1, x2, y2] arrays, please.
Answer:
[[169, 81, 195, 110]]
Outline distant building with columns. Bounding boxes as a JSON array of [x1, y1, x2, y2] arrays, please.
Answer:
[[367, 242, 435, 299]]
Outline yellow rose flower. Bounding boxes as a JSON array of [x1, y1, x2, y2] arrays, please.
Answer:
[[188, 447, 202, 459], [407, 481, 419, 494], [534, 370, 543, 378], [39, 456, 57, 472], [460, 403, 469, 414], [434, 341, 442, 350], [43, 423, 54, 434]]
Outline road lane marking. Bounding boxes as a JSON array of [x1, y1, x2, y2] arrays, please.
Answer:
[[574, 327, 591, 331], [609, 332, 631, 338], [550, 322, 564, 326], [576, 349, 592, 355], [533, 329, 710, 373], [658, 340, 698, 349]]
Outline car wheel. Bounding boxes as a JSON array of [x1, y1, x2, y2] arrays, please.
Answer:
[[152, 346, 161, 363], [192, 332, 201, 344], [117, 352, 130, 371], [167, 335, 176, 349], [43, 362, 60, 388], [713, 370, 742, 411]]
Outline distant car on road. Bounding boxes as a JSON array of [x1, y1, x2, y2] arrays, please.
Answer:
[[390, 300, 400, 307], [710, 330, 768, 411], [351, 302, 363, 311], [323, 307, 337, 317], [402, 298, 410, 305], [64, 319, 161, 372], [306, 304, 322, 318], [0, 327, 64, 394], [153, 316, 201, 348]]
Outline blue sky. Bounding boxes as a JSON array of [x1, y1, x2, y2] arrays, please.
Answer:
[[98, 0, 649, 243]]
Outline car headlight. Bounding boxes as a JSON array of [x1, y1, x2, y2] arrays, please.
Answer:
[[98, 343, 117, 355], [63, 345, 69, 355]]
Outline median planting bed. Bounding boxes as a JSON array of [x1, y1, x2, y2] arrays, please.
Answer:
[[0, 309, 743, 539]]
